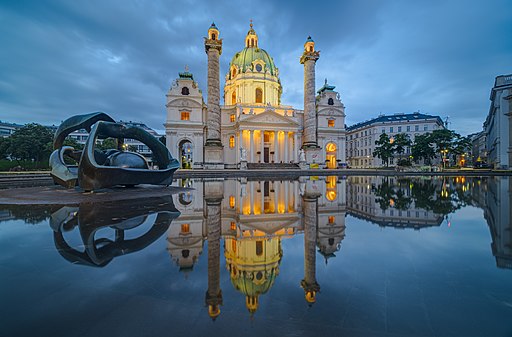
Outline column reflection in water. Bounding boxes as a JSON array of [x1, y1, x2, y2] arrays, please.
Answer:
[[204, 179, 224, 320]]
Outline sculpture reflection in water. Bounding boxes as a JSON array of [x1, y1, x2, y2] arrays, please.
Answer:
[[168, 177, 347, 318], [50, 196, 180, 267], [49, 112, 179, 191]]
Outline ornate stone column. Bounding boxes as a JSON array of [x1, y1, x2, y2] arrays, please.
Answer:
[[274, 131, 279, 163], [204, 179, 224, 320], [284, 132, 289, 163], [300, 37, 321, 166], [293, 132, 298, 163], [250, 130, 254, 163], [260, 130, 265, 163], [204, 23, 224, 169]]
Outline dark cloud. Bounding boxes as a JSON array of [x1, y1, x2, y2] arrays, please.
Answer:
[[1, 0, 511, 135]]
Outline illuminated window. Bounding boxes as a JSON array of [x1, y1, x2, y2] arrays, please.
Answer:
[[230, 114, 236, 123], [263, 132, 269, 142], [326, 143, 336, 152], [231, 91, 236, 104], [328, 119, 335, 127], [326, 190, 337, 201], [181, 112, 190, 121], [181, 223, 190, 233], [232, 239, 237, 253], [256, 241, 263, 256], [255, 88, 263, 103], [229, 135, 235, 148], [229, 195, 235, 208], [328, 216, 335, 224], [230, 221, 236, 231]]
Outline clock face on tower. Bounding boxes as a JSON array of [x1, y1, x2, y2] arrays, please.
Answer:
[[255, 64, 262, 72]]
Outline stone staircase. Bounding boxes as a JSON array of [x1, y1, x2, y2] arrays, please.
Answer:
[[247, 163, 300, 170]]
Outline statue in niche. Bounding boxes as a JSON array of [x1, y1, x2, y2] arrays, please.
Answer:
[[240, 147, 247, 161], [299, 149, 306, 162]]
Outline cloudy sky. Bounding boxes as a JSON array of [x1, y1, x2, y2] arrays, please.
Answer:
[[1, 0, 511, 135]]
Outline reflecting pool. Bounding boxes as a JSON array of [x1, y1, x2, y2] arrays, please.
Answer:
[[1, 176, 512, 337]]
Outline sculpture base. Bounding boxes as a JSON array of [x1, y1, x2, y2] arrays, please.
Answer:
[[204, 144, 224, 170], [240, 160, 248, 170], [303, 146, 322, 169]]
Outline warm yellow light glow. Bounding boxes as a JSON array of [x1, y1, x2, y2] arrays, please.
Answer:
[[389, 199, 395, 207], [229, 195, 235, 208], [326, 190, 337, 201], [229, 135, 235, 148], [328, 119, 335, 127], [181, 223, 190, 233], [326, 143, 337, 152], [230, 114, 236, 122], [328, 216, 335, 224], [180, 111, 190, 121], [230, 221, 237, 231]]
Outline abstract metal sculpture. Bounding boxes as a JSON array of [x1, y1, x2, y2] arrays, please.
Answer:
[[50, 112, 179, 191], [49, 196, 180, 267]]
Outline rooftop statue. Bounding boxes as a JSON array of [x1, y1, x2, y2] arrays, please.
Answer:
[[49, 112, 179, 191]]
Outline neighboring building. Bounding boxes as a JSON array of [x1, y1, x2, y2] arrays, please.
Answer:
[[0, 121, 23, 137], [66, 121, 162, 160], [469, 131, 487, 165], [484, 74, 512, 169], [346, 112, 445, 168], [346, 176, 445, 229], [165, 22, 346, 169]]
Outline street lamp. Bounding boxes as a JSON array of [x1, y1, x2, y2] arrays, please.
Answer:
[[441, 149, 448, 169]]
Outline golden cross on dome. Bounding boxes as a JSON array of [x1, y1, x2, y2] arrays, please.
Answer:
[[250, 19, 253, 28]]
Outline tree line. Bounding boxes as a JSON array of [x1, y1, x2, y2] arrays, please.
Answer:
[[372, 129, 471, 167]]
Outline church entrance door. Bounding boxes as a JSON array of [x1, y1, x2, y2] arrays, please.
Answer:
[[264, 147, 269, 163]]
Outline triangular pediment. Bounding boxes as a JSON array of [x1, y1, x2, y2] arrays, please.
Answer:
[[317, 107, 345, 117], [166, 97, 202, 108], [241, 109, 299, 126]]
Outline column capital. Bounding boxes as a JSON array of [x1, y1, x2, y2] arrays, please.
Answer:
[[205, 39, 223, 55], [300, 51, 320, 64]]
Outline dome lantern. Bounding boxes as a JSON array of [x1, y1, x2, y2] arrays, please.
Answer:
[[245, 20, 258, 48]]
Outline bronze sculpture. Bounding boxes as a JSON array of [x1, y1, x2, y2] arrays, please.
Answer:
[[49, 112, 179, 191]]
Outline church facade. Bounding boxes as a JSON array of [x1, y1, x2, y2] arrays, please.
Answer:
[[165, 22, 346, 169]]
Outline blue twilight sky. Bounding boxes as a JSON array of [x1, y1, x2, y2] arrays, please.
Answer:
[[1, 0, 511, 135]]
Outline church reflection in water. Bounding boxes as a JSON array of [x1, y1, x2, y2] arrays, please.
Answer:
[[166, 175, 512, 318], [6, 175, 506, 319], [168, 177, 347, 318]]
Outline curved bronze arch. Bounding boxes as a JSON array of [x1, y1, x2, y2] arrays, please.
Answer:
[[49, 112, 179, 191]]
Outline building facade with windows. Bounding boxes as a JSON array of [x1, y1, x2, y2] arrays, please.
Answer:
[[346, 112, 445, 168], [484, 74, 512, 169], [165, 23, 346, 169]]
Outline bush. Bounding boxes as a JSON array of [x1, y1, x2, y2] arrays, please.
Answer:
[[0, 159, 50, 171]]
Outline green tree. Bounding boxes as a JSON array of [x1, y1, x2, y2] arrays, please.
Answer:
[[0, 137, 11, 160], [96, 138, 118, 151], [411, 133, 435, 165], [392, 133, 412, 164], [373, 133, 394, 167], [8, 124, 53, 162]]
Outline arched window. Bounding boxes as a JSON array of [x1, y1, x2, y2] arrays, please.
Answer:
[[255, 88, 263, 103], [309, 46, 313, 52], [181, 87, 189, 95], [231, 91, 236, 105], [229, 135, 235, 148], [328, 98, 334, 105], [211, 33, 216, 40], [256, 241, 263, 256], [232, 68, 236, 78]]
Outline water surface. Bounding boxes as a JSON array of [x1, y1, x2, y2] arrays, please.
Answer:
[[1, 176, 511, 337]]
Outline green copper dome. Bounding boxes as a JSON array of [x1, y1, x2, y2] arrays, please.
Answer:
[[229, 47, 278, 76]]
